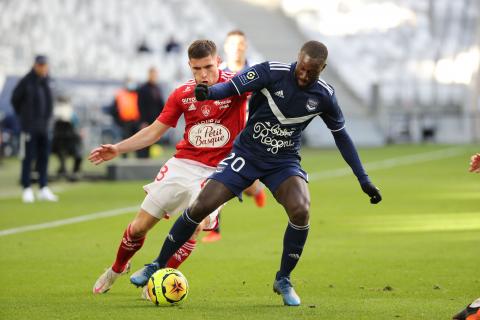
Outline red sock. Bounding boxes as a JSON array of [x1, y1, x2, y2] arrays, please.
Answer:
[[111, 224, 145, 273], [166, 239, 197, 269]]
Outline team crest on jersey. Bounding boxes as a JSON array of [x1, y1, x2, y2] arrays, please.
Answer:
[[201, 105, 211, 117], [238, 67, 259, 85], [306, 98, 319, 112]]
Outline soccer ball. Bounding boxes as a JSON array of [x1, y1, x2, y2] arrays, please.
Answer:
[[146, 268, 189, 306]]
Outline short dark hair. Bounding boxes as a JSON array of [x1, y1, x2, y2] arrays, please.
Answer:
[[188, 40, 217, 59], [300, 41, 328, 61], [226, 30, 246, 38], [34, 54, 48, 65]]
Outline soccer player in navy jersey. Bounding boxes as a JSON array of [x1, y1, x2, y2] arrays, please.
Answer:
[[133, 40, 382, 306]]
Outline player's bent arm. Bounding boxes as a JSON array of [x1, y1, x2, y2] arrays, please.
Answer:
[[115, 120, 170, 154], [207, 81, 239, 100], [206, 63, 271, 100]]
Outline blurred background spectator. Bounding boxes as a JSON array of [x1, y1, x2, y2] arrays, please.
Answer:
[[136, 67, 165, 158], [52, 94, 83, 181], [11, 55, 58, 203], [109, 78, 141, 158]]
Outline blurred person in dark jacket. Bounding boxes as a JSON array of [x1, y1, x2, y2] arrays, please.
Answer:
[[136, 67, 165, 158], [11, 55, 58, 203], [52, 95, 83, 181]]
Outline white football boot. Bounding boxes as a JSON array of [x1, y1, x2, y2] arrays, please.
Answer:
[[141, 286, 151, 301], [93, 261, 131, 294], [37, 186, 58, 202], [22, 187, 35, 203]]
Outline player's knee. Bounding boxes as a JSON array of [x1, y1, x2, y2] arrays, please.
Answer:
[[188, 200, 212, 222], [286, 199, 310, 226]]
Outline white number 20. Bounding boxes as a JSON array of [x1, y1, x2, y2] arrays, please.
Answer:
[[219, 152, 246, 172]]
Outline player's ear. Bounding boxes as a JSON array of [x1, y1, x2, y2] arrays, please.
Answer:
[[216, 55, 221, 65]]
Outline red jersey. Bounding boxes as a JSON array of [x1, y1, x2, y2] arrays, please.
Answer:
[[157, 70, 248, 167]]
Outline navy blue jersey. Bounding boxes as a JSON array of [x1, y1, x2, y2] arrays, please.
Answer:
[[226, 61, 344, 161], [208, 60, 370, 184]]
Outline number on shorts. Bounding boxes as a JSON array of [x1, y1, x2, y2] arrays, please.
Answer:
[[155, 165, 169, 181], [218, 152, 246, 173], [230, 157, 245, 172]]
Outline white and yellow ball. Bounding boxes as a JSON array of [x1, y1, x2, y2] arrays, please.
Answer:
[[146, 268, 189, 306]]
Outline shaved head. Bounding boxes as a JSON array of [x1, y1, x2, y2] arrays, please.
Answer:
[[300, 41, 328, 62], [294, 41, 328, 88]]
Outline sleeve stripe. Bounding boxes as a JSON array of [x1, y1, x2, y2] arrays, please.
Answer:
[[231, 79, 241, 95], [269, 61, 290, 66], [331, 125, 345, 132], [317, 80, 333, 95], [270, 67, 290, 71], [318, 78, 334, 95]]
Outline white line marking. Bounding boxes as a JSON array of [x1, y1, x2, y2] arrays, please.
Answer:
[[309, 147, 464, 181], [0, 147, 465, 237], [0, 206, 138, 237]]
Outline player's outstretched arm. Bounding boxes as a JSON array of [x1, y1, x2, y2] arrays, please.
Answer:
[[469, 153, 480, 173], [88, 121, 170, 165], [331, 128, 382, 204]]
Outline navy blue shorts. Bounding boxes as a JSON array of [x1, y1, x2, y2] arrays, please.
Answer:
[[209, 149, 308, 199]]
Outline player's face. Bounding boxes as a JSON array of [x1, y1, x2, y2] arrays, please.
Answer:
[[295, 52, 326, 88], [224, 35, 247, 62], [189, 54, 220, 86]]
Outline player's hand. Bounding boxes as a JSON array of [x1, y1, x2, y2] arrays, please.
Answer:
[[361, 182, 382, 204], [469, 153, 480, 173], [88, 144, 119, 165], [195, 83, 209, 101]]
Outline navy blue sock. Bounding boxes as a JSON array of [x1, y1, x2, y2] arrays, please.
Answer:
[[277, 221, 309, 279], [153, 209, 200, 267]]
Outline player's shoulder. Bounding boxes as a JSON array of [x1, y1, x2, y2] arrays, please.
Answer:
[[315, 78, 335, 97], [173, 79, 196, 97], [264, 61, 292, 81], [219, 70, 236, 82], [267, 61, 292, 72]]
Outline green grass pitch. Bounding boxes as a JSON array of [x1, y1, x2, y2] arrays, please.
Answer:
[[0, 144, 479, 319]]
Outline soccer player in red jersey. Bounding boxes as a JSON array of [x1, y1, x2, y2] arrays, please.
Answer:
[[90, 40, 248, 294]]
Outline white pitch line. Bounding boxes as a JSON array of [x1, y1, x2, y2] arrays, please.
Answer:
[[309, 147, 464, 181], [0, 147, 466, 237], [0, 206, 138, 237]]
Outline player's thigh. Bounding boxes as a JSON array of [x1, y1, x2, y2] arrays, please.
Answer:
[[189, 179, 235, 221], [273, 176, 311, 223], [142, 157, 209, 218]]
